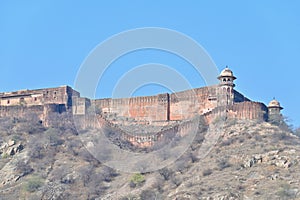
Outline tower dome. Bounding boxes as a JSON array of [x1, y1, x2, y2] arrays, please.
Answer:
[[268, 99, 283, 110], [218, 66, 236, 87], [218, 67, 236, 79]]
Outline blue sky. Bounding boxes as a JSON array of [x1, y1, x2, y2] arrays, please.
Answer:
[[1, 1, 299, 127]]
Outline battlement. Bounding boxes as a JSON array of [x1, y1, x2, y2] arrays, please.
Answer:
[[0, 67, 282, 129]]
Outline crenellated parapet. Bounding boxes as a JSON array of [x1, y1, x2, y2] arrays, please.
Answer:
[[0, 67, 283, 130]]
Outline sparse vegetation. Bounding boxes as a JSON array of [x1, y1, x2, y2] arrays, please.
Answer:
[[130, 173, 145, 188], [293, 127, 300, 137], [277, 183, 298, 200], [1, 153, 9, 159], [220, 138, 235, 146], [159, 168, 172, 181], [0, 116, 299, 199], [24, 176, 44, 193], [202, 169, 213, 176], [140, 189, 158, 200], [217, 158, 231, 171], [16, 160, 33, 176]]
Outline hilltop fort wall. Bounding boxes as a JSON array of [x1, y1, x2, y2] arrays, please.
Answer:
[[0, 85, 267, 125], [0, 68, 275, 130], [92, 93, 169, 122]]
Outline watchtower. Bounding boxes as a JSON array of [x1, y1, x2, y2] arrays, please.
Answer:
[[268, 98, 283, 123], [217, 66, 236, 106]]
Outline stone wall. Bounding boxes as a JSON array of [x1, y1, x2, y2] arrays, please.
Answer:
[[72, 97, 91, 115], [0, 105, 44, 121], [169, 86, 218, 120], [0, 86, 79, 108], [203, 101, 268, 123], [93, 93, 170, 122], [80, 85, 254, 123], [229, 101, 268, 121], [0, 84, 270, 132]]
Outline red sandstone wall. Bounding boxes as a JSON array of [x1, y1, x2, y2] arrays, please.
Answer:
[[229, 102, 268, 120], [94, 93, 169, 121], [169, 86, 218, 120], [204, 101, 268, 123], [0, 86, 79, 108]]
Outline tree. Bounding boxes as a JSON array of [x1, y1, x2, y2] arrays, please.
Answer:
[[293, 127, 300, 137]]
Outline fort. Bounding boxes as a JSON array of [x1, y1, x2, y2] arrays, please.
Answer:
[[0, 67, 283, 145]]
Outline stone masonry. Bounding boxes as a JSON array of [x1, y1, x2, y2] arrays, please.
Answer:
[[0, 68, 282, 127]]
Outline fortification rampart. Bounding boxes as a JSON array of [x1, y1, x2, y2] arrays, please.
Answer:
[[92, 93, 170, 121], [0, 66, 277, 135], [0, 83, 261, 127], [0, 105, 44, 119]]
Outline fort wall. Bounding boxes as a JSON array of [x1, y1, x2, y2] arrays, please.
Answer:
[[0, 86, 79, 108], [0, 84, 273, 148], [229, 101, 268, 120], [0, 83, 270, 129], [0, 84, 258, 126], [0, 105, 44, 119], [0, 67, 281, 148], [93, 93, 170, 122], [203, 101, 268, 124], [169, 86, 218, 120]]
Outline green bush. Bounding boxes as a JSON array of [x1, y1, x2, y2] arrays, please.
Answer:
[[1, 153, 9, 159], [24, 176, 44, 193], [130, 173, 145, 187]]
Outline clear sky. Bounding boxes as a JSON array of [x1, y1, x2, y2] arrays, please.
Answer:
[[1, 1, 299, 127]]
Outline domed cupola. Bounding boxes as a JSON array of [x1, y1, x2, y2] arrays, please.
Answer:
[[267, 98, 284, 124], [268, 99, 283, 110], [218, 66, 236, 87]]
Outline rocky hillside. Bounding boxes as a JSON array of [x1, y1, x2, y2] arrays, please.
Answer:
[[0, 116, 299, 200]]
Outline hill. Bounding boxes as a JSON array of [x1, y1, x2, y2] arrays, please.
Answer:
[[0, 116, 299, 200]]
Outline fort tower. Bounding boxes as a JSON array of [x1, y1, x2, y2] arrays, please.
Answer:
[[268, 98, 283, 122], [217, 66, 236, 106]]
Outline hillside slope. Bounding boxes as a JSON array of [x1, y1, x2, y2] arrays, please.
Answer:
[[0, 117, 299, 200]]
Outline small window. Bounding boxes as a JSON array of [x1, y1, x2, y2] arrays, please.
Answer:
[[7, 100, 10, 104], [34, 97, 37, 101]]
